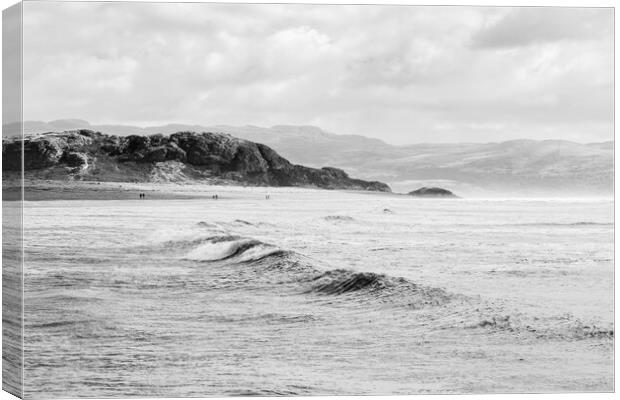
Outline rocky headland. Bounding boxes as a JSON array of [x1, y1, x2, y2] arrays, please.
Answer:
[[408, 187, 458, 198], [2, 130, 390, 192]]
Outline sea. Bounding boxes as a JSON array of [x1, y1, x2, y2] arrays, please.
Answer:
[[10, 187, 615, 397]]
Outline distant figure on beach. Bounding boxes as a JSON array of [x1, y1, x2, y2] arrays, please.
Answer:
[[139, 193, 143, 199], [212, 194, 218, 200], [266, 194, 270, 200]]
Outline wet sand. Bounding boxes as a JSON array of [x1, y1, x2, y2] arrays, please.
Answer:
[[3, 180, 226, 201], [3, 179, 405, 201]]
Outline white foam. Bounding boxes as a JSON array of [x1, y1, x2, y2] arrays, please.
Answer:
[[183, 238, 253, 261], [236, 245, 282, 262]]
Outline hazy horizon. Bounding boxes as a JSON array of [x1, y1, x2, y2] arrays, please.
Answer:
[[4, 118, 615, 146], [21, 3, 614, 145]]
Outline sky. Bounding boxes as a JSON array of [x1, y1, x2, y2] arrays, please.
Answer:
[[21, 2, 613, 145]]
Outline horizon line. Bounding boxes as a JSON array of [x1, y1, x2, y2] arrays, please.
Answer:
[[2, 119, 615, 146]]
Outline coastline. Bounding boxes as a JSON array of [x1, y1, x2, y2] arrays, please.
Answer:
[[2, 180, 222, 201], [3, 179, 612, 202], [2, 179, 398, 201]]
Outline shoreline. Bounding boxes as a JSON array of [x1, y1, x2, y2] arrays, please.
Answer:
[[1, 180, 612, 202], [2, 179, 398, 202]]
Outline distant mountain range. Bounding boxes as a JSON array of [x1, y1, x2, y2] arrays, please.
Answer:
[[3, 119, 613, 196]]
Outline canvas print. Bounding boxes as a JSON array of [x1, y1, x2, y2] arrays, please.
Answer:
[[1, 1, 614, 398]]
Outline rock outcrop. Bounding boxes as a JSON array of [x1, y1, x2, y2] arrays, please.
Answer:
[[2, 130, 391, 192], [408, 187, 458, 198]]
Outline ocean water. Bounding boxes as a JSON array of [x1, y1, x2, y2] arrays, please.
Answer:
[[18, 187, 614, 397]]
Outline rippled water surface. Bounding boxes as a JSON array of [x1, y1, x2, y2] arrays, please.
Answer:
[[21, 188, 614, 397]]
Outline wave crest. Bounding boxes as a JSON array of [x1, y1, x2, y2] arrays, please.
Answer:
[[311, 271, 387, 295], [183, 235, 288, 262], [307, 269, 454, 309]]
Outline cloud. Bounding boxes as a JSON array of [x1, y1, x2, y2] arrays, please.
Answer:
[[3, 3, 22, 122], [471, 7, 613, 49], [20, 3, 613, 144]]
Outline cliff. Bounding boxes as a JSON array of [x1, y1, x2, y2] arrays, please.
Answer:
[[2, 130, 391, 192]]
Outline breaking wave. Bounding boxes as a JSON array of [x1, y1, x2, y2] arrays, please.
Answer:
[[176, 234, 458, 311], [183, 235, 289, 262], [160, 228, 613, 343], [307, 269, 454, 309]]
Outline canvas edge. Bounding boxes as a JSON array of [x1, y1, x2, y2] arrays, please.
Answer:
[[2, 1, 24, 398]]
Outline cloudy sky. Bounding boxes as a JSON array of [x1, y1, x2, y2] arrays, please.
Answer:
[[22, 2, 613, 144]]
